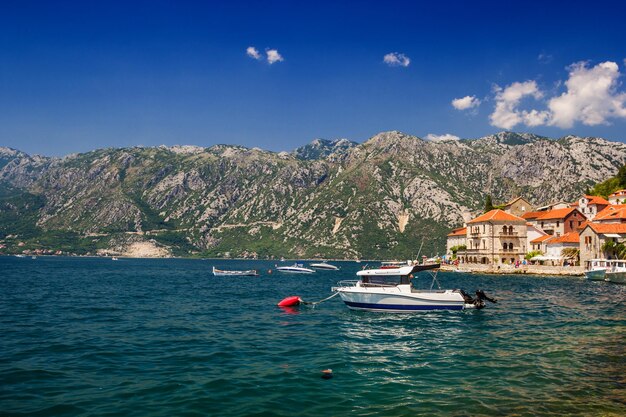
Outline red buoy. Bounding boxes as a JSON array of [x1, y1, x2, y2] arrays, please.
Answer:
[[277, 296, 302, 307]]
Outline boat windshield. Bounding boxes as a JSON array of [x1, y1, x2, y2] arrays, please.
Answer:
[[360, 275, 409, 286]]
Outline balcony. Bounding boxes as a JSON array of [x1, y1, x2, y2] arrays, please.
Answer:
[[499, 232, 519, 237]]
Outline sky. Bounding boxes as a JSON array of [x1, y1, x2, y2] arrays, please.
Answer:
[[1, 0, 626, 156]]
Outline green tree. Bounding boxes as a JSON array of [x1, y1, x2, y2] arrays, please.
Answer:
[[484, 195, 494, 213], [525, 250, 543, 260]]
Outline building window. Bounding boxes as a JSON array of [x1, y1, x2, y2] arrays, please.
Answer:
[[556, 221, 560, 227], [569, 220, 573, 229]]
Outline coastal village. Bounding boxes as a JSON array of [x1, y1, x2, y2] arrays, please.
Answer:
[[445, 189, 626, 274]]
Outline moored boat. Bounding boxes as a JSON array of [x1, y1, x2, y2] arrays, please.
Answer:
[[584, 259, 608, 281], [604, 259, 626, 284], [276, 263, 315, 274], [212, 266, 259, 277], [333, 263, 495, 312], [310, 262, 339, 270]]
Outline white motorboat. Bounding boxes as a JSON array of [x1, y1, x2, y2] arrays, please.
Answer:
[[584, 259, 608, 281], [310, 262, 339, 270], [276, 263, 315, 274], [332, 263, 496, 312], [604, 259, 626, 284], [212, 266, 259, 277]]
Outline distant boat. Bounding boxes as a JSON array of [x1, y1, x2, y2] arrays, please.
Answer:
[[112, 257, 119, 261], [584, 259, 608, 281], [310, 262, 339, 270], [212, 266, 259, 277], [14, 254, 26, 258], [604, 259, 626, 284], [31, 256, 37, 260], [276, 263, 315, 274]]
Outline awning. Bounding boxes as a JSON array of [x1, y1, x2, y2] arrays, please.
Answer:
[[603, 233, 623, 238]]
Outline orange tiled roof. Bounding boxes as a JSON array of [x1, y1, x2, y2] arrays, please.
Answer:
[[584, 222, 626, 234], [547, 232, 580, 244], [530, 234, 553, 244], [521, 211, 544, 220], [594, 204, 626, 221], [584, 195, 610, 205], [536, 207, 578, 220], [467, 209, 526, 224], [609, 189, 626, 197], [447, 227, 467, 237]]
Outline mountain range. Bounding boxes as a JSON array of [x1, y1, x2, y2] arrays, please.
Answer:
[[1, 131, 625, 259]]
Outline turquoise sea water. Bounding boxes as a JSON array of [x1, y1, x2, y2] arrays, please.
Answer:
[[1, 256, 624, 416]]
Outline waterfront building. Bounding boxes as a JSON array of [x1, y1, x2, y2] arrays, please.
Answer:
[[534, 201, 571, 212], [530, 234, 553, 252], [502, 196, 534, 217], [579, 223, 626, 266], [533, 207, 585, 236], [608, 189, 626, 205], [446, 227, 467, 257], [593, 204, 626, 223], [544, 232, 580, 264], [462, 209, 527, 265], [571, 195, 610, 220], [527, 222, 548, 250]]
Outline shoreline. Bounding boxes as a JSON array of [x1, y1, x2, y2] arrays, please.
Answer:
[[440, 263, 584, 276]]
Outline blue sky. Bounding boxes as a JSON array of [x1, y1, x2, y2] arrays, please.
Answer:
[[1, 0, 626, 156]]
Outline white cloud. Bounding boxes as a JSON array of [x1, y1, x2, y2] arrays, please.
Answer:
[[424, 133, 461, 142], [489, 81, 548, 129], [266, 49, 284, 64], [548, 61, 626, 128], [451, 95, 481, 110], [383, 52, 410, 67], [246, 46, 261, 60]]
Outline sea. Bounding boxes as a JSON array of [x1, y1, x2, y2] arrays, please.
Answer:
[[1, 256, 624, 416]]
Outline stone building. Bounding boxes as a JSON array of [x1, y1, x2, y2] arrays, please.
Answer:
[[462, 209, 527, 265], [579, 223, 626, 267]]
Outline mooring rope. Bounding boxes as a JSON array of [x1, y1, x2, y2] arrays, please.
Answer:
[[301, 291, 340, 305]]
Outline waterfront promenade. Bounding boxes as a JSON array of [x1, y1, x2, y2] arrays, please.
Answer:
[[440, 263, 584, 276]]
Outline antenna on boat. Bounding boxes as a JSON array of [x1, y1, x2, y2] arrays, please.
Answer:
[[415, 239, 425, 263]]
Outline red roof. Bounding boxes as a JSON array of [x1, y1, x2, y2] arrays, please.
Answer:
[[594, 204, 626, 222], [547, 232, 580, 244], [583, 223, 626, 234], [530, 234, 553, 244], [583, 195, 610, 205], [609, 189, 626, 197], [521, 211, 544, 220], [447, 227, 467, 237], [467, 209, 526, 224], [536, 207, 579, 220]]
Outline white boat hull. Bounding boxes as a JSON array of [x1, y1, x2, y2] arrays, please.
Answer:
[[310, 263, 339, 270], [335, 286, 466, 312], [584, 269, 606, 281], [605, 271, 626, 284], [276, 267, 314, 274]]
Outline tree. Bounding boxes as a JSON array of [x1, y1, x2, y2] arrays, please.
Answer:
[[484, 195, 494, 213], [561, 247, 580, 265], [601, 240, 626, 260], [618, 164, 626, 188], [525, 250, 543, 260]]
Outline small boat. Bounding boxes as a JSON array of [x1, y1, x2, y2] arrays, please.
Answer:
[[112, 257, 119, 261], [31, 256, 37, 260], [332, 263, 496, 312], [584, 259, 608, 281], [14, 254, 26, 258], [276, 263, 315, 274], [604, 259, 626, 284], [310, 262, 339, 270], [212, 266, 259, 277]]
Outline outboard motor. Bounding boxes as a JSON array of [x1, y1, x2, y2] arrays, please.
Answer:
[[460, 289, 497, 309]]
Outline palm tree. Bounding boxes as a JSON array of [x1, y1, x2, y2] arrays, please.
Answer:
[[601, 240, 626, 259], [561, 247, 580, 265]]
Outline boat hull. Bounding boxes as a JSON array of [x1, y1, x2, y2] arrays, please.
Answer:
[[605, 271, 626, 284], [584, 269, 606, 281], [336, 288, 466, 312], [276, 267, 314, 274]]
